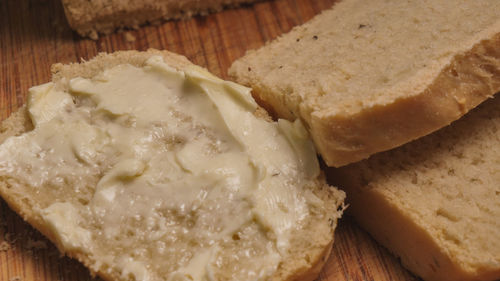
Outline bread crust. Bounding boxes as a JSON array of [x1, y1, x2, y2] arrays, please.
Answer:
[[229, 3, 500, 167], [61, 0, 261, 39], [0, 50, 344, 281], [329, 96, 500, 281], [310, 29, 500, 167]]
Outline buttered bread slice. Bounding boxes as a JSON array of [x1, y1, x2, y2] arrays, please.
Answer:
[[230, 0, 500, 167], [0, 50, 345, 281], [329, 96, 500, 281]]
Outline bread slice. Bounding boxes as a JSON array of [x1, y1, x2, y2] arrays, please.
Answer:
[[0, 50, 345, 281], [61, 0, 260, 39], [328, 95, 500, 281], [229, 0, 500, 167]]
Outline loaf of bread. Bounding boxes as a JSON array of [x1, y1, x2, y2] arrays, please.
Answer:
[[0, 50, 345, 281], [229, 0, 500, 167], [329, 96, 500, 281], [61, 0, 260, 39]]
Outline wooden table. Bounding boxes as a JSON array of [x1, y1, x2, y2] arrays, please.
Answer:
[[0, 0, 421, 280]]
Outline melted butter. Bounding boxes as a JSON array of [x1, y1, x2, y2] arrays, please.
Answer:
[[41, 202, 92, 252], [0, 56, 322, 281], [28, 82, 74, 126]]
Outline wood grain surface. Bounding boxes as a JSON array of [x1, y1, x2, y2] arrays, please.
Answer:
[[0, 0, 421, 280]]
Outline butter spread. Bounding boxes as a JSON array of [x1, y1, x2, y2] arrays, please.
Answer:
[[0, 56, 322, 281], [41, 202, 92, 251]]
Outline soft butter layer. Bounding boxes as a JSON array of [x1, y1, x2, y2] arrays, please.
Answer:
[[0, 56, 323, 281]]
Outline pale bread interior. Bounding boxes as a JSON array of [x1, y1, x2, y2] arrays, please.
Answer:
[[230, 0, 500, 167], [330, 96, 500, 281]]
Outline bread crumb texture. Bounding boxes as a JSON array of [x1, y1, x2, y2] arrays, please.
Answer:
[[230, 0, 500, 167], [330, 96, 500, 281], [0, 50, 345, 281], [62, 0, 261, 38]]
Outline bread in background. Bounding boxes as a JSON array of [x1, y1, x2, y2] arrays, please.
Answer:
[[62, 0, 262, 39]]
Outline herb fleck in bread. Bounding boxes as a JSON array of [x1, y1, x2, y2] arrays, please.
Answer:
[[329, 96, 500, 281], [62, 0, 261, 39], [229, 0, 500, 167], [0, 50, 345, 281]]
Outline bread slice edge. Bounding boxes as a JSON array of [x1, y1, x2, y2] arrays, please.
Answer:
[[229, 15, 500, 168], [328, 96, 500, 281], [61, 0, 261, 39]]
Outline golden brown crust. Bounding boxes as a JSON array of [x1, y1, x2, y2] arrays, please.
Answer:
[[0, 50, 344, 281]]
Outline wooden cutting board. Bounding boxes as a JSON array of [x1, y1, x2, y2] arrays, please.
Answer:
[[0, 0, 421, 280]]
